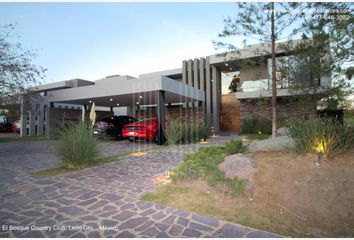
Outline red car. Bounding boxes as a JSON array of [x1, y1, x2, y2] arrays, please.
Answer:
[[122, 118, 159, 142]]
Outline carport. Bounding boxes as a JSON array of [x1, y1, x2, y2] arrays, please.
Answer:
[[38, 74, 205, 145]]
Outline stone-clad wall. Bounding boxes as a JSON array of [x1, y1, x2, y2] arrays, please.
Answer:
[[137, 106, 204, 123], [46, 108, 110, 139], [239, 97, 317, 125]]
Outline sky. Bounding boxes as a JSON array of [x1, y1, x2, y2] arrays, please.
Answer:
[[0, 2, 241, 83]]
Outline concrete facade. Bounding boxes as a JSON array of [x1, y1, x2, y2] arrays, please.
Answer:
[[23, 39, 330, 138]]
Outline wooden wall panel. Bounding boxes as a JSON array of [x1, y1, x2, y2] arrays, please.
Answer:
[[220, 93, 240, 133]]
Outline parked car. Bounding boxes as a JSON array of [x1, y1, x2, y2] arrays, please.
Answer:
[[11, 117, 46, 134], [122, 118, 159, 142], [0, 115, 12, 133], [93, 115, 136, 140], [11, 119, 21, 133]]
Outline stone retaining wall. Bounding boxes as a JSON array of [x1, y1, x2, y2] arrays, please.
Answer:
[[239, 97, 317, 125]]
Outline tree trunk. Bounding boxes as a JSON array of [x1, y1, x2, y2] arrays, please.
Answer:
[[271, 2, 277, 138]]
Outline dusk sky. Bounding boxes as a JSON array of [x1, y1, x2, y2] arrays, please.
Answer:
[[0, 3, 242, 84]]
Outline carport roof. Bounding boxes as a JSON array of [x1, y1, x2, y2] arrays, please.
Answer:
[[46, 75, 204, 107]]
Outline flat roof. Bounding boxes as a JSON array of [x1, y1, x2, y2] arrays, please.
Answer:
[[47, 75, 204, 107]]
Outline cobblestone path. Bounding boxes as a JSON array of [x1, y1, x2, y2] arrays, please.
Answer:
[[0, 136, 281, 237]]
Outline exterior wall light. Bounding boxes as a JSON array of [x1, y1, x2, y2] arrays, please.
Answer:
[[139, 96, 143, 99], [110, 98, 113, 101], [89, 100, 92, 103], [116, 103, 120, 106]]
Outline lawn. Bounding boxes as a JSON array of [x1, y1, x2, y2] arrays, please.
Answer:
[[0, 135, 48, 142], [32, 152, 131, 177], [141, 150, 354, 237]]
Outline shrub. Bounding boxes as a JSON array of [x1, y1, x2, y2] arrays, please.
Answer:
[[289, 117, 354, 156], [170, 140, 244, 196], [165, 120, 183, 145], [166, 120, 210, 145], [241, 117, 272, 134], [225, 140, 243, 155], [58, 122, 99, 168]]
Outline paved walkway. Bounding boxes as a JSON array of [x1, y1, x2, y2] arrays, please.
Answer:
[[0, 136, 281, 238]]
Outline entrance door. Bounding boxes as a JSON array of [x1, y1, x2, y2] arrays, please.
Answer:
[[220, 93, 240, 133]]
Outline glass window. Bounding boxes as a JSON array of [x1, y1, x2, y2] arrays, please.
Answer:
[[221, 71, 240, 94]]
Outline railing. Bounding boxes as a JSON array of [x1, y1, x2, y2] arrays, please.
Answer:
[[237, 78, 291, 92]]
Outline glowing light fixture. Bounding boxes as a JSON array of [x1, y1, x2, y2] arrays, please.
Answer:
[[139, 96, 143, 99], [110, 98, 113, 101], [89, 100, 92, 103], [152, 172, 171, 185], [116, 103, 120, 106], [131, 150, 146, 156]]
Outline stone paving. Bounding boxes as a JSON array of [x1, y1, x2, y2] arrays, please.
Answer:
[[0, 135, 282, 238]]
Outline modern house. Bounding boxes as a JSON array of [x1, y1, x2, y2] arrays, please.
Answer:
[[22, 39, 331, 143]]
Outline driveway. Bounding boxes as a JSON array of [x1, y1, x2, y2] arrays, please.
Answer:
[[0, 136, 281, 238]]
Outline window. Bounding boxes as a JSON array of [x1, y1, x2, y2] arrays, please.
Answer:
[[221, 71, 240, 94]]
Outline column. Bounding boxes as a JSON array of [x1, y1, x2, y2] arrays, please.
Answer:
[[182, 61, 187, 108], [212, 66, 221, 133], [28, 102, 36, 136], [193, 58, 200, 108], [20, 96, 27, 137], [199, 58, 206, 122], [37, 99, 44, 136], [156, 90, 166, 145], [205, 57, 212, 127], [187, 59, 194, 109]]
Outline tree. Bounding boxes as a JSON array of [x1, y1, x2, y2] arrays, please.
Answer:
[[215, 3, 305, 138], [0, 24, 46, 108], [284, 3, 353, 111]]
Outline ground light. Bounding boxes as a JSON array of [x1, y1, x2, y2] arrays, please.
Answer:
[[313, 138, 327, 166], [242, 136, 251, 145], [199, 138, 207, 144], [152, 171, 171, 185], [130, 150, 146, 156], [210, 126, 217, 137]]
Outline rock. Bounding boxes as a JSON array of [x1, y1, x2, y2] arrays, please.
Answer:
[[218, 154, 254, 180], [277, 127, 290, 136], [249, 136, 295, 152]]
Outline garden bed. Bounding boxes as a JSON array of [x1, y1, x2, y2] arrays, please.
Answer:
[[141, 150, 354, 237]]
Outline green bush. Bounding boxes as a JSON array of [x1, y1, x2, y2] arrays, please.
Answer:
[[241, 117, 272, 134], [166, 120, 183, 145], [166, 120, 210, 145], [58, 123, 99, 168], [289, 117, 354, 156], [225, 140, 243, 155], [170, 140, 244, 196]]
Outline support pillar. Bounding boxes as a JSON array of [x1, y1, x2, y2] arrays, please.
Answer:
[[187, 59, 193, 110], [212, 66, 221, 133], [28, 103, 36, 137], [20, 96, 27, 137], [205, 57, 212, 127], [182, 60, 188, 108], [37, 100, 44, 136], [199, 58, 207, 123], [193, 58, 200, 108], [156, 90, 166, 145]]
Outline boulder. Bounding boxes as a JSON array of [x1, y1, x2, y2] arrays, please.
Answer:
[[277, 127, 290, 136], [218, 154, 254, 180], [248, 135, 295, 152]]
